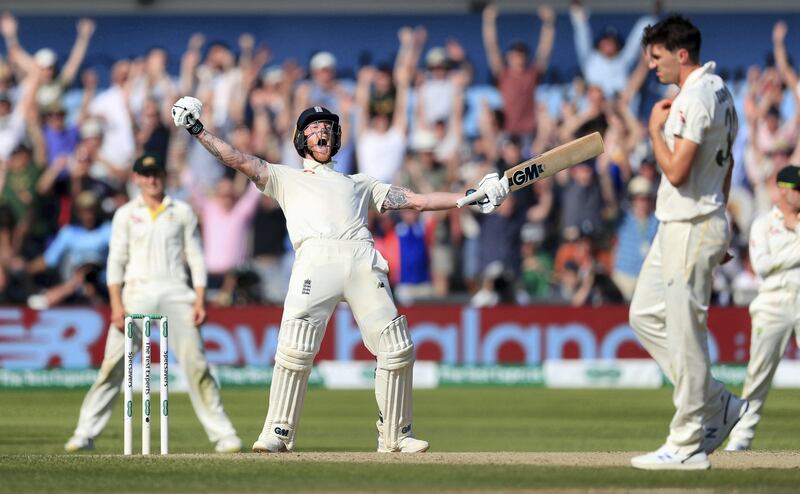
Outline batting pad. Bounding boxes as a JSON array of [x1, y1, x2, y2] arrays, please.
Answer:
[[263, 318, 319, 450], [375, 315, 415, 451]]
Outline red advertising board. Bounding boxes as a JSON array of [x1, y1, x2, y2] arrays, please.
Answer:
[[0, 305, 795, 369]]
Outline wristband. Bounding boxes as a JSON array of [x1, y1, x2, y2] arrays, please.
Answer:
[[187, 119, 204, 136]]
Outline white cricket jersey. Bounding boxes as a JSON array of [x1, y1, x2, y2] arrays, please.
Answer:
[[262, 158, 391, 249], [748, 206, 800, 292], [656, 62, 739, 222], [106, 195, 207, 287]]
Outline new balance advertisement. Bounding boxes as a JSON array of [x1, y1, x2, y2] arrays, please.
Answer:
[[9, 305, 799, 389]]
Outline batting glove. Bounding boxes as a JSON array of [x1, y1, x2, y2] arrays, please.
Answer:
[[475, 172, 510, 214], [172, 96, 204, 135]]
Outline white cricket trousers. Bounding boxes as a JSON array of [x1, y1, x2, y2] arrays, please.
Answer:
[[261, 239, 405, 448], [729, 286, 800, 446], [70, 280, 238, 443], [629, 211, 730, 454]]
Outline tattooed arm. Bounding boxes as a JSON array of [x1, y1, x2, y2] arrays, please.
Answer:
[[193, 130, 271, 191], [382, 185, 462, 212]]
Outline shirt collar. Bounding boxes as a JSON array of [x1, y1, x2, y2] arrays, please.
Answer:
[[135, 195, 173, 209], [683, 61, 716, 89], [302, 158, 336, 171]]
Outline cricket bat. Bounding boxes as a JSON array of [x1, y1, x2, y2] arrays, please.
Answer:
[[456, 132, 605, 208]]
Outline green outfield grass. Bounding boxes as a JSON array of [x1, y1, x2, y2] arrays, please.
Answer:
[[1, 387, 799, 493]]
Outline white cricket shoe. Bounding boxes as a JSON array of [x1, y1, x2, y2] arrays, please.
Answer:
[[377, 434, 430, 453], [64, 436, 94, 453], [701, 391, 749, 454], [252, 434, 288, 453], [631, 446, 710, 470], [723, 439, 751, 452], [215, 435, 243, 453]]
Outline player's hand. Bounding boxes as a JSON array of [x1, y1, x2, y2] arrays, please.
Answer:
[[172, 96, 202, 128], [649, 99, 672, 133], [476, 172, 510, 214], [193, 301, 207, 326], [110, 303, 127, 331]]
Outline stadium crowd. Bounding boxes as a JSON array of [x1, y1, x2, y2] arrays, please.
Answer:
[[0, 4, 797, 309]]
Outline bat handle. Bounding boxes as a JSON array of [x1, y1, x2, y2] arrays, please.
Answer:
[[456, 188, 488, 208]]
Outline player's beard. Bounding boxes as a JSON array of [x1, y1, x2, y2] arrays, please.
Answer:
[[310, 143, 332, 163]]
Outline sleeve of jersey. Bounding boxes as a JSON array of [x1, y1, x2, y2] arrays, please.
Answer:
[[260, 163, 284, 201], [182, 207, 208, 288], [42, 227, 70, 268], [370, 178, 392, 213], [748, 214, 800, 277], [674, 97, 710, 144], [106, 208, 130, 285]]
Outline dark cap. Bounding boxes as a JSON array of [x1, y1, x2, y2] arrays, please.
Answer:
[[776, 165, 800, 190], [295, 106, 339, 131], [133, 153, 166, 175]]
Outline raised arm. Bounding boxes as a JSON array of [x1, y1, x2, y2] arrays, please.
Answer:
[[534, 5, 556, 73], [172, 96, 272, 190], [392, 63, 411, 135], [59, 18, 95, 86], [179, 33, 205, 96], [620, 15, 657, 69], [773, 20, 800, 128], [569, 2, 592, 70], [0, 11, 34, 76], [481, 4, 504, 78], [354, 66, 373, 138]]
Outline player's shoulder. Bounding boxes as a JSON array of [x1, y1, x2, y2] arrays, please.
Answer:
[[168, 197, 197, 216], [751, 208, 778, 229], [270, 163, 307, 180], [112, 200, 137, 218], [349, 173, 388, 186]]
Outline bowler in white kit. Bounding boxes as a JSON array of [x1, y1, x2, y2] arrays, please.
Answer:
[[725, 165, 800, 451], [628, 15, 747, 470], [171, 98, 509, 452], [64, 153, 242, 453]]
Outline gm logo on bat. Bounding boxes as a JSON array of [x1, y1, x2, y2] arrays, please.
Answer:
[[510, 163, 545, 187]]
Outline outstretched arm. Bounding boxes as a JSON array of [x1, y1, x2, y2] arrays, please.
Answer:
[[173, 95, 272, 190], [384, 171, 510, 213], [382, 185, 462, 212], [193, 129, 271, 191]]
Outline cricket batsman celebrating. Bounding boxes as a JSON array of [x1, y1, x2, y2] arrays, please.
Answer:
[[171, 98, 509, 452], [628, 15, 747, 470], [725, 165, 800, 451]]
